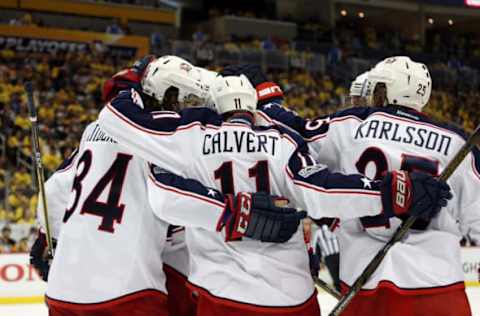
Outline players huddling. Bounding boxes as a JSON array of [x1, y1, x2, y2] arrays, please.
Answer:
[[29, 53, 478, 316]]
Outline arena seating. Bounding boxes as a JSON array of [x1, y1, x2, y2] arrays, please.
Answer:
[[0, 35, 479, 252]]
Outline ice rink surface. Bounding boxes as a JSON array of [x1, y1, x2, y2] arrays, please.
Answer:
[[0, 287, 479, 316]]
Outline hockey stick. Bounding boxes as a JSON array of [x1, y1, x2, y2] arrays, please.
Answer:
[[329, 124, 480, 316], [314, 276, 341, 300], [25, 82, 55, 258]]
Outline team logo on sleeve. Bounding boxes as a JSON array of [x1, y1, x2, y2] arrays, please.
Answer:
[[305, 117, 329, 131], [298, 164, 327, 178]]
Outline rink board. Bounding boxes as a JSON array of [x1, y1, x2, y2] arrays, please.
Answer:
[[0, 249, 479, 304]]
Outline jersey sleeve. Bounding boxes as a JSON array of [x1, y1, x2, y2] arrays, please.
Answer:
[[258, 103, 369, 165], [450, 148, 480, 243], [284, 145, 384, 220], [98, 89, 220, 174], [37, 149, 79, 239], [257, 102, 330, 139], [147, 165, 227, 231]]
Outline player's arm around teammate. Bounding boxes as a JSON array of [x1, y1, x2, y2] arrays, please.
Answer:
[[98, 64, 451, 237]]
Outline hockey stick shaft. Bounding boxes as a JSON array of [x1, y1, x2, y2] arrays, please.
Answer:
[[314, 276, 341, 300], [25, 82, 55, 258], [329, 124, 480, 316]]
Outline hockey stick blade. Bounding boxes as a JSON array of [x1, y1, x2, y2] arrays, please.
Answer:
[[329, 124, 480, 316], [314, 276, 341, 300]]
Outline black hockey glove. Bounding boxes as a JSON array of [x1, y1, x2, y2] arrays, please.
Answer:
[[381, 170, 452, 221], [220, 64, 284, 106], [219, 192, 307, 243], [309, 250, 320, 278], [29, 231, 55, 282]]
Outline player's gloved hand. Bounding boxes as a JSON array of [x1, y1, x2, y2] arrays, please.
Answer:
[[309, 250, 320, 278], [218, 192, 307, 243], [220, 64, 284, 106], [317, 225, 340, 258], [102, 55, 156, 102], [315, 224, 340, 290], [381, 170, 452, 221], [29, 231, 55, 282]]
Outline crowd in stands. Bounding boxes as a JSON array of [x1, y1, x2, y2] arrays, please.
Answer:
[[0, 224, 37, 253], [0, 49, 134, 251], [1, 27, 480, 252]]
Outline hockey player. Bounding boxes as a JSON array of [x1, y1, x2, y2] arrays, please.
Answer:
[[162, 225, 194, 316], [312, 222, 340, 291], [30, 56, 305, 316], [253, 56, 477, 315], [348, 71, 369, 107], [97, 61, 450, 315]]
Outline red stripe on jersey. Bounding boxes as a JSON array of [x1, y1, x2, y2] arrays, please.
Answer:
[[257, 110, 274, 124], [257, 110, 302, 137], [330, 115, 363, 123], [171, 226, 185, 234], [186, 279, 318, 311], [106, 103, 202, 136], [340, 280, 466, 296], [107, 103, 260, 136], [46, 289, 167, 310], [148, 175, 225, 209], [306, 116, 370, 142]]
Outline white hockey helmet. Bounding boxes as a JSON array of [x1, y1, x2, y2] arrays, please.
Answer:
[[195, 66, 218, 87], [349, 71, 370, 97], [211, 75, 258, 114], [141, 55, 209, 108], [367, 56, 431, 111], [195, 66, 218, 109]]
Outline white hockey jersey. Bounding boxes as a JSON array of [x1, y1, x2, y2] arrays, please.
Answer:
[[38, 120, 234, 304], [97, 89, 392, 306], [162, 225, 189, 276], [258, 103, 480, 294]]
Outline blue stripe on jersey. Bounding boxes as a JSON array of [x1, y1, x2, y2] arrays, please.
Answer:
[[109, 90, 222, 133], [261, 103, 480, 175], [55, 148, 79, 172], [149, 164, 226, 207], [259, 102, 307, 131], [254, 121, 307, 149], [471, 147, 480, 178], [287, 145, 381, 194], [166, 225, 184, 238]]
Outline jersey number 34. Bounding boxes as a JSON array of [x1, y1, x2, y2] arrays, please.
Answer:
[[63, 150, 132, 233]]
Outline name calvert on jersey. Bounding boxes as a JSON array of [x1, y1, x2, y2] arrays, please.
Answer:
[[96, 90, 391, 307]]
